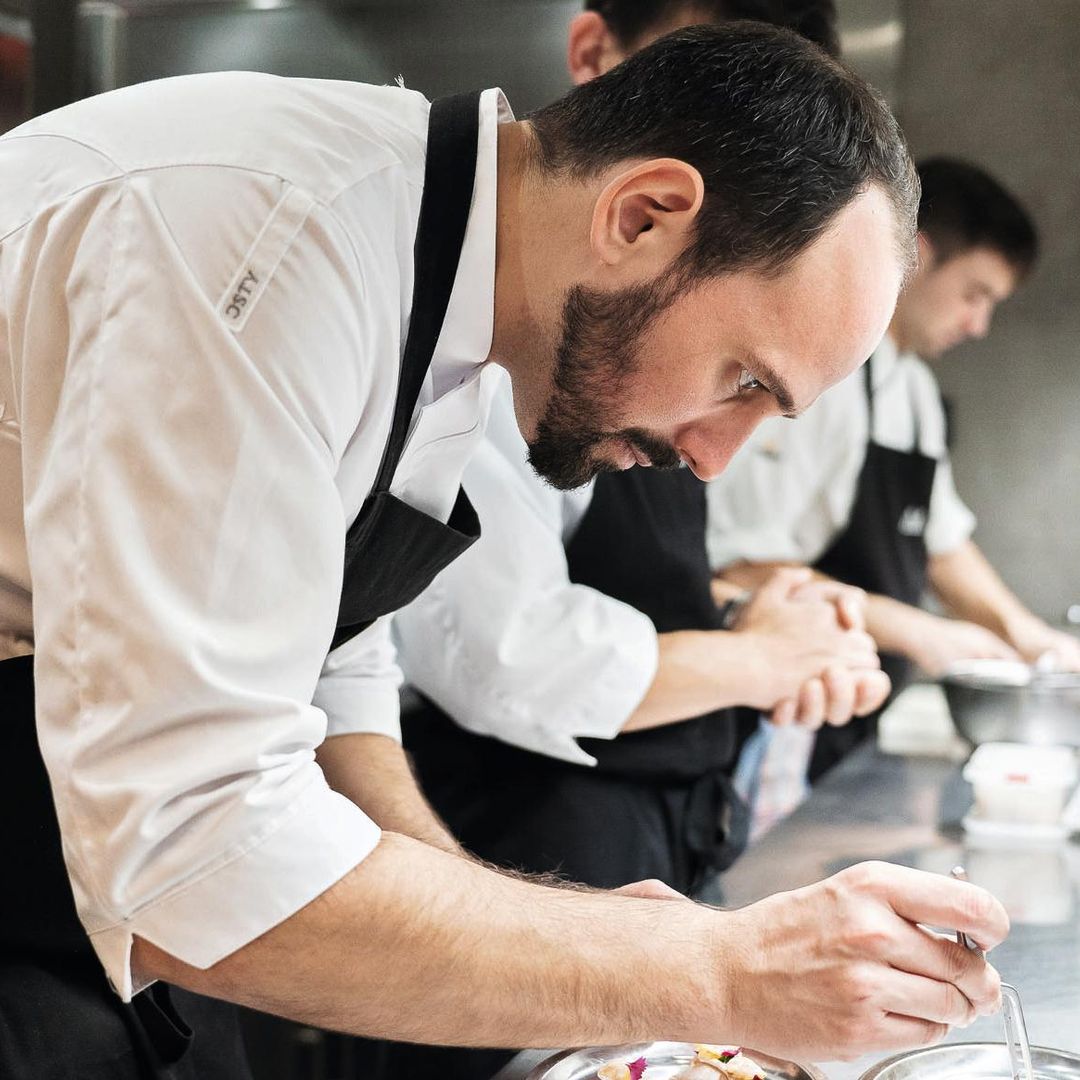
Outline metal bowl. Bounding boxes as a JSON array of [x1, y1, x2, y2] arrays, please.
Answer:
[[523, 1042, 825, 1080], [859, 1041, 1080, 1080], [941, 660, 1080, 748]]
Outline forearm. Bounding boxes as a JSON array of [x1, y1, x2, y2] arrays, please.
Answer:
[[623, 629, 763, 732], [862, 591, 936, 660], [929, 541, 1032, 642], [317, 732, 461, 855], [136, 831, 723, 1047]]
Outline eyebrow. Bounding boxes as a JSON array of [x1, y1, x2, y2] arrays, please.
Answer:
[[748, 355, 800, 418]]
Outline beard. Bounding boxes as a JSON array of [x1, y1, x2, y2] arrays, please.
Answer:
[[526, 277, 683, 491]]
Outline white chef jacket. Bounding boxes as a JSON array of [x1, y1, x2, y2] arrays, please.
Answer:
[[394, 371, 659, 766], [705, 334, 976, 571], [0, 73, 508, 998]]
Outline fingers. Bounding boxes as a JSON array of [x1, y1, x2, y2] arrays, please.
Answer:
[[770, 697, 797, 727], [853, 669, 891, 715], [841, 862, 1011, 952], [840, 629, 881, 668], [793, 581, 868, 631], [840, 1013, 949, 1060], [821, 665, 856, 727], [795, 676, 826, 729], [756, 566, 814, 605]]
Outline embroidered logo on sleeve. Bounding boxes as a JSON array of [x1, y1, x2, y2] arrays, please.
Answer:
[[218, 184, 317, 333]]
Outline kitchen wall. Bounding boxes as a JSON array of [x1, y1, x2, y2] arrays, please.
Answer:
[[893, 0, 1079, 623]]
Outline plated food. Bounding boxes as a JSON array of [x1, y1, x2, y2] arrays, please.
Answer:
[[524, 1040, 822, 1080], [598, 1045, 767, 1080]]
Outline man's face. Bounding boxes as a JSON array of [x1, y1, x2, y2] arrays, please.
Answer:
[[892, 242, 1018, 360], [526, 184, 905, 489]]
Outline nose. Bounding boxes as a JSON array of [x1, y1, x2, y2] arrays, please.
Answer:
[[675, 408, 767, 482]]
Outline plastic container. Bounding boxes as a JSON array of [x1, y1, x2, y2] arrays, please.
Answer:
[[962, 742, 1078, 826]]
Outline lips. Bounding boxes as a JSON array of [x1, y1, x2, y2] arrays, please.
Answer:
[[628, 441, 652, 467]]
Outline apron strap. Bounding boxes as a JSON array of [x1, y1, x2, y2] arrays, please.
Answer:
[[371, 90, 482, 495]]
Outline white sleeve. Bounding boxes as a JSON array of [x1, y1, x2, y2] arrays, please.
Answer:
[[315, 616, 404, 742], [23, 177, 385, 999], [908, 364, 977, 556], [394, 413, 658, 766]]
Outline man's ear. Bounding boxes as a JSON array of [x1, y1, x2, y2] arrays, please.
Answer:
[[917, 231, 936, 270], [590, 159, 705, 269], [567, 11, 626, 84]]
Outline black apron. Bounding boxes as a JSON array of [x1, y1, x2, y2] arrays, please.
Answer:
[[404, 465, 751, 889], [809, 354, 937, 780], [0, 90, 484, 1080]]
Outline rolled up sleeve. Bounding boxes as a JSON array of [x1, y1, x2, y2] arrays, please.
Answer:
[[395, 432, 658, 767], [315, 617, 404, 742], [22, 175, 384, 999]]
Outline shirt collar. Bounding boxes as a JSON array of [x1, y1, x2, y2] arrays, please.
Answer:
[[872, 331, 902, 389], [428, 87, 514, 396]]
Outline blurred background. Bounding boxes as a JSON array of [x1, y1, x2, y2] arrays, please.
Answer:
[[0, 0, 1075, 623]]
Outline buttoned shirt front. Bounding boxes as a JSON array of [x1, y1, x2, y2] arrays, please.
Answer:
[[705, 335, 977, 572], [0, 74, 508, 998], [394, 374, 660, 767]]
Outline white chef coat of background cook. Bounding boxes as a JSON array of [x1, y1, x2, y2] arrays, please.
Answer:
[[0, 74, 509, 998], [394, 371, 660, 767], [705, 334, 977, 573]]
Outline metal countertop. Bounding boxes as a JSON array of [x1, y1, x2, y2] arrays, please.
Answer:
[[494, 743, 1080, 1080]]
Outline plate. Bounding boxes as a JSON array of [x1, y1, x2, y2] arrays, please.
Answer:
[[523, 1042, 826, 1080], [859, 1042, 1080, 1080]]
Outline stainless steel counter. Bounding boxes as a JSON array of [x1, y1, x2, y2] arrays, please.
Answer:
[[494, 743, 1080, 1080]]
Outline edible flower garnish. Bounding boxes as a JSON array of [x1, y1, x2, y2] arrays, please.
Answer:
[[597, 1056, 648, 1080]]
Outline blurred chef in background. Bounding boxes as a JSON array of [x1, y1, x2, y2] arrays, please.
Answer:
[[382, 5, 888, 1078], [711, 157, 1080, 782]]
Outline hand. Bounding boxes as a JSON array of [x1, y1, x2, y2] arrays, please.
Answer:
[[736, 569, 887, 727], [1006, 618, 1080, 673], [789, 578, 868, 632], [714, 861, 1008, 1062], [908, 614, 1020, 677]]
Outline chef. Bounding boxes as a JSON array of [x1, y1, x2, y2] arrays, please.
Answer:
[[391, 0, 877, 909], [0, 25, 1006, 1080], [710, 157, 1079, 783]]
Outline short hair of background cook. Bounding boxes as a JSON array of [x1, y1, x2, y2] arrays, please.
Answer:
[[917, 157, 1039, 279]]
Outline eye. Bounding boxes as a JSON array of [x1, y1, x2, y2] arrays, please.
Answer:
[[737, 368, 762, 393]]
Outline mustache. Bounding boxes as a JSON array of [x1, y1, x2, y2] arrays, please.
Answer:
[[620, 428, 682, 470]]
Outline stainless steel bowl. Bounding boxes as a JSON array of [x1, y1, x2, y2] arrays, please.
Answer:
[[941, 660, 1080, 747], [859, 1041, 1080, 1080]]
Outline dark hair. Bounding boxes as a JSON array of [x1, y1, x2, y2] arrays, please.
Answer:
[[531, 23, 918, 282], [917, 157, 1038, 279], [585, 0, 841, 56]]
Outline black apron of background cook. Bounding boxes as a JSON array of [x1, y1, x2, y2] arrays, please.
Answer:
[[809, 354, 937, 781], [0, 91, 483, 1080]]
